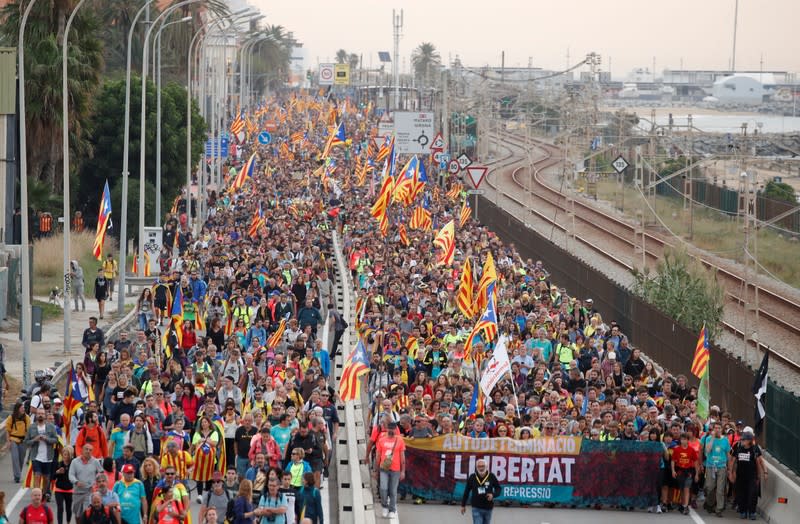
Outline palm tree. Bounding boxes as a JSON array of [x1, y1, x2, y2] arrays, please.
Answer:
[[335, 48, 348, 64], [0, 0, 103, 193], [250, 25, 293, 94], [411, 42, 441, 87]]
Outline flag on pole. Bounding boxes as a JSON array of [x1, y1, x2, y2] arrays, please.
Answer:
[[456, 257, 475, 319], [398, 223, 409, 246], [752, 351, 769, 435], [691, 324, 710, 378], [475, 252, 497, 312], [465, 382, 485, 419], [62, 361, 86, 441], [463, 283, 499, 361], [267, 319, 287, 349], [231, 153, 256, 191], [433, 219, 455, 266], [459, 199, 472, 227], [92, 180, 112, 260], [338, 338, 370, 403], [479, 335, 511, 398], [697, 361, 710, 419]]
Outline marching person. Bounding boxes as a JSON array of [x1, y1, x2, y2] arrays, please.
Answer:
[[460, 459, 502, 524]]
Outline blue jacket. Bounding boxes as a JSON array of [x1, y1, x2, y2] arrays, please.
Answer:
[[190, 278, 208, 303]]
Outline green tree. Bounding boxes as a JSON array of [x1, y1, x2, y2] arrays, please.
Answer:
[[632, 247, 725, 338], [335, 48, 348, 64], [411, 42, 441, 87], [0, 0, 103, 191], [762, 180, 796, 203], [77, 76, 206, 243]]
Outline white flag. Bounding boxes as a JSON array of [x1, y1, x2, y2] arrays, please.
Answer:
[[480, 335, 511, 398]]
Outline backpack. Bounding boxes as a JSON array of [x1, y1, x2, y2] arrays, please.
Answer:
[[224, 495, 235, 524]]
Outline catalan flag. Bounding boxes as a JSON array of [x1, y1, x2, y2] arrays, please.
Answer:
[[375, 135, 394, 163], [459, 199, 472, 227], [92, 180, 112, 260], [456, 257, 475, 319], [433, 219, 456, 266], [230, 112, 245, 137], [290, 131, 305, 144], [63, 361, 87, 440], [475, 252, 497, 313], [339, 338, 371, 403], [231, 153, 257, 191], [446, 183, 463, 201], [464, 283, 499, 361], [248, 203, 265, 239], [267, 318, 286, 349], [321, 122, 346, 159], [465, 380, 485, 419], [398, 223, 409, 246], [691, 324, 710, 379], [409, 206, 432, 230]]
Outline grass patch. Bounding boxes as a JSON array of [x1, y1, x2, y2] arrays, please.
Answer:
[[33, 299, 65, 322], [32, 232, 117, 296], [592, 180, 800, 288]]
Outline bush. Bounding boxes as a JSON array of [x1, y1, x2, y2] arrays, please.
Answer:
[[32, 231, 117, 297], [632, 247, 725, 339]]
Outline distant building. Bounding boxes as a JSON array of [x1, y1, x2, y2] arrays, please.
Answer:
[[711, 75, 765, 105]]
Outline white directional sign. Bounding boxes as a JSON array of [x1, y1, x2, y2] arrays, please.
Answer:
[[393, 111, 435, 154], [611, 155, 630, 174], [448, 160, 460, 174], [466, 166, 488, 189], [457, 153, 472, 170], [319, 63, 334, 86]]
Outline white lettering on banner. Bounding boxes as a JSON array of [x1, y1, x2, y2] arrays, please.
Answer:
[[503, 486, 552, 499], [438, 434, 579, 455], [449, 454, 575, 484]]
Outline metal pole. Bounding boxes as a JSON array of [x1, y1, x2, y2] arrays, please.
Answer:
[[61, 0, 87, 355], [18, 0, 39, 389], [120, 0, 159, 313], [138, 0, 201, 276], [731, 0, 739, 72]]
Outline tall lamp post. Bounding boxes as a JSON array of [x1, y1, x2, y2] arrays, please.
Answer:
[[154, 15, 193, 225], [61, 0, 88, 356], [118, 0, 160, 314], [18, 0, 39, 388], [137, 0, 203, 276]]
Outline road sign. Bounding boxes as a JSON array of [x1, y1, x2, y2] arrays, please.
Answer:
[[334, 64, 350, 85], [439, 160, 448, 170], [432, 150, 445, 163], [319, 63, 334, 86], [393, 111, 434, 154], [440, 153, 451, 163], [457, 153, 472, 170], [377, 111, 393, 141], [448, 160, 460, 174], [204, 137, 229, 159], [466, 165, 488, 189], [430, 132, 446, 151], [611, 155, 629, 174], [467, 189, 485, 195], [257, 131, 272, 145]]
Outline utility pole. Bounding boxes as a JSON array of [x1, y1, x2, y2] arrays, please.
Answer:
[[731, 0, 739, 72], [442, 68, 449, 154], [501, 50, 505, 84], [392, 8, 403, 110], [739, 158, 759, 365], [687, 114, 694, 239]]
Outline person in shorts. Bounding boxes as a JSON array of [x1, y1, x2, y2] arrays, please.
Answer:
[[670, 432, 699, 515]]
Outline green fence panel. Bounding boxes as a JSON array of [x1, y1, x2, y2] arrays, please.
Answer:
[[766, 381, 800, 477]]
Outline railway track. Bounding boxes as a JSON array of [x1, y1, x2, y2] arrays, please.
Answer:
[[483, 130, 800, 374]]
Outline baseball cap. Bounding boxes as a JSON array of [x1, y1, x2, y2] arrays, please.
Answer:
[[212, 471, 223, 482], [121, 464, 136, 474]]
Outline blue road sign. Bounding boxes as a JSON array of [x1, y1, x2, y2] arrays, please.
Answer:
[[258, 131, 272, 145], [439, 160, 448, 170], [204, 137, 229, 158]]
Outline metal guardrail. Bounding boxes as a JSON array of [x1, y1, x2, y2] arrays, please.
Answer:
[[331, 230, 375, 524], [0, 305, 138, 448]]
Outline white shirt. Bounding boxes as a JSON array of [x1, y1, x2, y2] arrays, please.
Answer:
[[35, 424, 49, 462]]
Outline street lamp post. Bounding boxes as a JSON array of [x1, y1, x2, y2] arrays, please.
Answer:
[[137, 0, 202, 276], [119, 0, 160, 314], [154, 16, 193, 226], [18, 0, 39, 389], [61, 0, 88, 356]]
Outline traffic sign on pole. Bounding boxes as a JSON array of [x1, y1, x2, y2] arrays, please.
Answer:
[[466, 165, 488, 189], [430, 132, 446, 151], [457, 153, 472, 170], [258, 131, 272, 145], [447, 160, 460, 175], [611, 155, 629, 174]]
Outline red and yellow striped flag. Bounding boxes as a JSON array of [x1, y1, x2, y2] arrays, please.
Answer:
[[459, 199, 472, 227], [691, 324, 710, 378], [398, 223, 409, 246], [268, 319, 287, 349], [433, 220, 456, 266], [475, 252, 497, 313], [456, 257, 475, 319]]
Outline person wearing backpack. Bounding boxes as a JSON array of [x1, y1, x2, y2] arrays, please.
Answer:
[[294, 473, 323, 524], [79, 493, 113, 524], [200, 472, 230, 524], [19, 488, 54, 524]]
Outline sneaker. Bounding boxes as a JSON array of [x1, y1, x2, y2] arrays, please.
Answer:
[[656, 505, 663, 514], [682, 506, 690, 515], [749, 515, 756, 521], [388, 512, 398, 519], [382, 507, 389, 518], [196, 495, 202, 504], [648, 506, 654, 513]]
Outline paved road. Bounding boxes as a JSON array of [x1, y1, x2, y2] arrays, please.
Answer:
[[393, 502, 762, 524]]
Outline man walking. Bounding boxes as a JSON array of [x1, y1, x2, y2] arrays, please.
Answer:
[[373, 421, 405, 519], [460, 459, 502, 524], [700, 421, 730, 517], [69, 444, 104, 517]]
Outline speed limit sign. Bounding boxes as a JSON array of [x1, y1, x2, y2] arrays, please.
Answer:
[[448, 160, 460, 174]]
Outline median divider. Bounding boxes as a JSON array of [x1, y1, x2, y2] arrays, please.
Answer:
[[331, 230, 376, 524]]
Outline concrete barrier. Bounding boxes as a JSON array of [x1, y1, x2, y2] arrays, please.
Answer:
[[760, 453, 800, 524]]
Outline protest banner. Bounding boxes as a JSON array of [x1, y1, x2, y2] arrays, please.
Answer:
[[400, 434, 663, 507]]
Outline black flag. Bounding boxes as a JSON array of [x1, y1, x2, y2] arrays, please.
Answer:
[[752, 351, 769, 436]]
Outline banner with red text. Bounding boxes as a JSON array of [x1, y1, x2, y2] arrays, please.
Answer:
[[400, 435, 663, 507]]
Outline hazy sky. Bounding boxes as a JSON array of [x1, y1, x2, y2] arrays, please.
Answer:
[[249, 0, 799, 77]]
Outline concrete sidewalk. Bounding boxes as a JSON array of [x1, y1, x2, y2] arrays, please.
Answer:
[[0, 291, 139, 384]]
